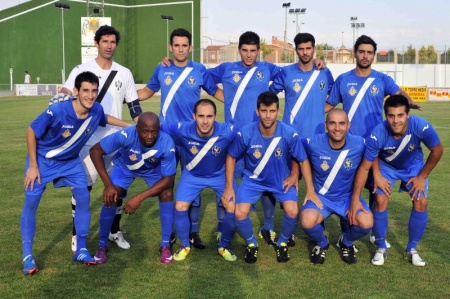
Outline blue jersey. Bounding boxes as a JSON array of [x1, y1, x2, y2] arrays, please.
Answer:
[[99, 125, 176, 177], [364, 115, 440, 170], [30, 100, 107, 161], [303, 133, 365, 201], [228, 121, 306, 190], [162, 121, 237, 177], [146, 61, 218, 122], [327, 69, 400, 138], [208, 61, 280, 128], [269, 64, 334, 138]]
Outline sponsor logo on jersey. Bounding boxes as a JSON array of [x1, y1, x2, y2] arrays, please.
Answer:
[[62, 125, 74, 129], [370, 134, 378, 142], [190, 145, 199, 154], [164, 76, 172, 85], [233, 73, 241, 83], [293, 82, 301, 93], [251, 144, 262, 149], [46, 109, 53, 117], [370, 85, 379, 95], [188, 76, 196, 87], [408, 144, 416, 152], [422, 124, 429, 131], [319, 155, 331, 160], [188, 141, 200, 146], [129, 153, 138, 161], [212, 146, 221, 156], [253, 149, 262, 159], [344, 158, 353, 170], [115, 80, 122, 90], [62, 129, 71, 138], [319, 80, 325, 91], [320, 160, 330, 171], [256, 71, 264, 80], [275, 148, 283, 159], [348, 86, 357, 96]]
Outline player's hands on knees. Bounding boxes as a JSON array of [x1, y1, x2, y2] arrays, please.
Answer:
[[24, 166, 40, 191], [48, 93, 73, 106], [407, 175, 427, 201], [160, 57, 172, 67], [123, 195, 143, 214], [283, 174, 299, 193], [102, 185, 120, 207], [221, 187, 235, 209], [303, 191, 323, 209], [373, 173, 391, 196], [347, 197, 367, 225]]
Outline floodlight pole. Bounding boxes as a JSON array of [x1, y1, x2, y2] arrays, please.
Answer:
[[161, 15, 174, 57], [55, 2, 70, 84], [282, 3, 291, 62], [289, 8, 306, 35]]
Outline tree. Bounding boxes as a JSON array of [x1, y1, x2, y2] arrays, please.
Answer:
[[315, 43, 334, 61], [260, 39, 273, 60], [399, 44, 416, 64], [418, 45, 437, 64]]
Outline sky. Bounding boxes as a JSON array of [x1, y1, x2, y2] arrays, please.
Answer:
[[2, 0, 448, 51]]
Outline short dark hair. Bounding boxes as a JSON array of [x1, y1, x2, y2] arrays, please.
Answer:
[[384, 94, 410, 115], [194, 99, 217, 114], [238, 31, 260, 49], [257, 91, 279, 109], [94, 25, 120, 45], [354, 35, 377, 53], [294, 32, 315, 48], [74, 71, 99, 90], [170, 28, 192, 45]]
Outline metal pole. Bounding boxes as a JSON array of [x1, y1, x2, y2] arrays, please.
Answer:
[[166, 20, 169, 57], [61, 8, 66, 84], [284, 7, 288, 62]]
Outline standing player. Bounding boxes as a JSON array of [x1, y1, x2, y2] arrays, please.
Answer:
[[301, 109, 372, 264], [223, 91, 316, 263], [21, 71, 131, 275], [139, 28, 223, 249], [326, 35, 420, 246], [90, 112, 176, 264], [349, 95, 442, 266], [161, 99, 238, 262], [50, 25, 143, 251]]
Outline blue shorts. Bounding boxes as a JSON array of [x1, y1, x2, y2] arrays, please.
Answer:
[[110, 164, 161, 198], [236, 176, 298, 205], [302, 195, 369, 219], [376, 162, 428, 197], [24, 156, 87, 196]]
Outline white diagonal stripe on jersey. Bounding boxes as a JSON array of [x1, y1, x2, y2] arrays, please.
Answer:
[[186, 136, 219, 171], [250, 137, 281, 179], [45, 117, 93, 158], [161, 67, 193, 119], [347, 77, 375, 122], [290, 70, 320, 124], [319, 149, 349, 195], [127, 149, 159, 170], [230, 67, 257, 119], [385, 134, 411, 162]]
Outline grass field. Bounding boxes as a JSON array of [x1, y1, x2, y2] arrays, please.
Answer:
[[0, 96, 449, 298]]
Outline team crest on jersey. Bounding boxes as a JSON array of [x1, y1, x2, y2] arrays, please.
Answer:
[[148, 157, 159, 163], [370, 85, 379, 95], [62, 129, 71, 138], [129, 153, 137, 161], [408, 144, 416, 152], [233, 73, 241, 83], [319, 80, 325, 91], [164, 76, 172, 85], [188, 76, 196, 87], [212, 146, 221, 156], [275, 148, 283, 159], [115, 80, 122, 91], [321, 160, 330, 171], [256, 71, 264, 81], [190, 145, 199, 155], [85, 127, 92, 135], [293, 82, 301, 93], [253, 149, 262, 159], [348, 86, 357, 96], [344, 158, 353, 170]]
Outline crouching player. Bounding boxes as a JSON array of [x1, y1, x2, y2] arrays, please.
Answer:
[[301, 109, 373, 264], [21, 71, 131, 275], [90, 112, 176, 264], [223, 91, 316, 263]]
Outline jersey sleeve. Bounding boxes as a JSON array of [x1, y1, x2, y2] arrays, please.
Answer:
[[146, 65, 162, 92], [99, 127, 131, 155], [383, 73, 401, 95], [123, 69, 139, 103], [291, 132, 307, 162], [269, 68, 286, 94], [201, 66, 219, 96], [30, 108, 55, 139], [325, 69, 335, 94], [228, 131, 245, 159], [268, 62, 282, 80], [207, 63, 226, 84], [326, 75, 342, 106], [160, 137, 177, 176], [417, 119, 441, 149], [364, 127, 383, 162], [160, 122, 182, 142], [301, 137, 312, 156], [63, 65, 83, 91]]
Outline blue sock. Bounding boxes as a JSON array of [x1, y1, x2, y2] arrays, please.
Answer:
[[174, 210, 190, 246], [72, 187, 91, 251], [98, 203, 116, 247], [219, 211, 236, 248], [21, 194, 41, 259], [407, 209, 428, 251], [189, 198, 201, 234], [344, 225, 370, 245], [216, 203, 225, 232], [261, 194, 275, 231], [373, 210, 388, 249], [303, 223, 328, 248], [278, 214, 299, 246], [235, 217, 257, 246], [159, 201, 174, 247]]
